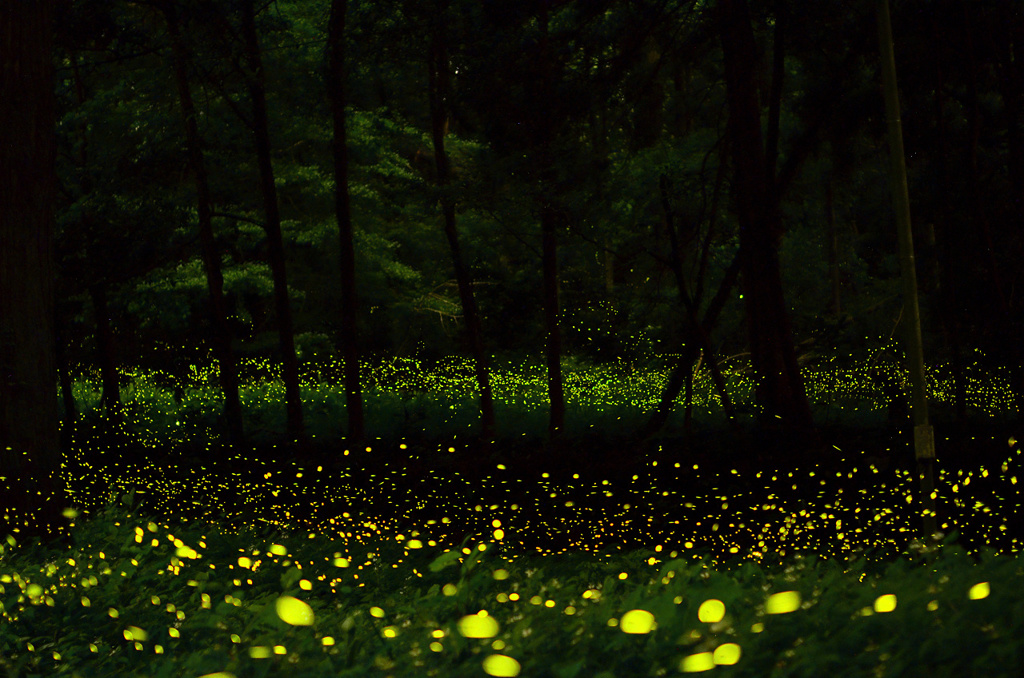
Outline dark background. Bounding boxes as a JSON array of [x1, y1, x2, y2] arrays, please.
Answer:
[[2, 0, 1024, 539]]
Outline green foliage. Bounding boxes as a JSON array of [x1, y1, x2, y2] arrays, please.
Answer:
[[0, 504, 1021, 677], [65, 346, 1019, 455]]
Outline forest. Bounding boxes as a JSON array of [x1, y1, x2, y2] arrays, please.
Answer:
[[1, 0, 1024, 675]]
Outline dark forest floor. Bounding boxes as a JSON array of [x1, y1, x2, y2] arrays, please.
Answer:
[[60, 411, 1024, 570]]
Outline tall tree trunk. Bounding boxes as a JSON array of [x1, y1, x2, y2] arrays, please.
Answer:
[[825, 175, 842, 315], [239, 0, 306, 449], [960, 0, 1024, 420], [718, 0, 813, 431], [427, 5, 495, 441], [89, 284, 122, 430], [877, 0, 937, 538], [327, 0, 365, 443], [535, 3, 566, 440], [163, 4, 246, 447], [0, 0, 68, 540], [994, 12, 1024, 421], [604, 246, 615, 295], [54, 311, 76, 454], [541, 206, 566, 438], [929, 17, 967, 426]]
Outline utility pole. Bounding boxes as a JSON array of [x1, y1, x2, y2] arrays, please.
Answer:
[[876, 0, 938, 539]]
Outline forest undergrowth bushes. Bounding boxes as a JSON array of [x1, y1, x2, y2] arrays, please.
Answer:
[[6, 351, 1022, 675], [67, 346, 1017, 447]]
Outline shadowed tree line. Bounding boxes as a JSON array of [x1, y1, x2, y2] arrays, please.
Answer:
[[3, 0, 1023, 539]]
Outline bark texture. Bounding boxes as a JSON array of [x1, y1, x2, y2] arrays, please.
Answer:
[[164, 4, 247, 446], [327, 0, 366, 442], [0, 0, 68, 540], [718, 0, 813, 430]]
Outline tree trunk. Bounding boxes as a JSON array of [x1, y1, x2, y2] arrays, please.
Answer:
[[928, 21, 967, 426], [163, 4, 246, 447], [327, 0, 365, 443], [532, 3, 566, 440], [994, 14, 1024, 421], [541, 206, 566, 438], [54, 311, 76, 454], [89, 284, 122, 430], [656, 173, 737, 427], [427, 5, 496, 441], [825, 176, 842, 315], [0, 0, 69, 541], [239, 0, 306, 449], [604, 246, 615, 295], [877, 0, 937, 538], [960, 0, 1024, 421], [643, 343, 699, 439], [718, 0, 813, 431], [640, 252, 741, 439]]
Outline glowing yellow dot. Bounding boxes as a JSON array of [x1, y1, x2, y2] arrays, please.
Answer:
[[619, 609, 655, 634], [680, 651, 715, 672], [275, 596, 314, 626], [482, 654, 521, 677], [968, 582, 990, 600], [713, 643, 741, 665], [765, 591, 801, 614], [874, 594, 897, 613], [458, 613, 499, 638], [697, 599, 725, 623]]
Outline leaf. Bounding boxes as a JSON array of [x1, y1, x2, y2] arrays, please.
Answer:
[[275, 596, 315, 626], [280, 566, 303, 591], [428, 549, 463, 573], [553, 658, 586, 678]]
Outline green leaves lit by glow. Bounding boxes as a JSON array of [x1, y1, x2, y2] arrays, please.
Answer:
[[713, 643, 741, 665], [275, 596, 314, 626], [124, 626, 148, 641], [619, 609, 655, 634], [458, 613, 499, 638], [482, 654, 521, 677], [679, 644, 743, 671], [62, 508, 78, 519], [697, 599, 725, 623], [197, 673, 236, 678], [765, 591, 801, 614], [874, 594, 897, 613], [969, 582, 991, 600], [429, 548, 463, 572], [249, 646, 272, 658], [680, 651, 715, 672], [175, 545, 198, 559]]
